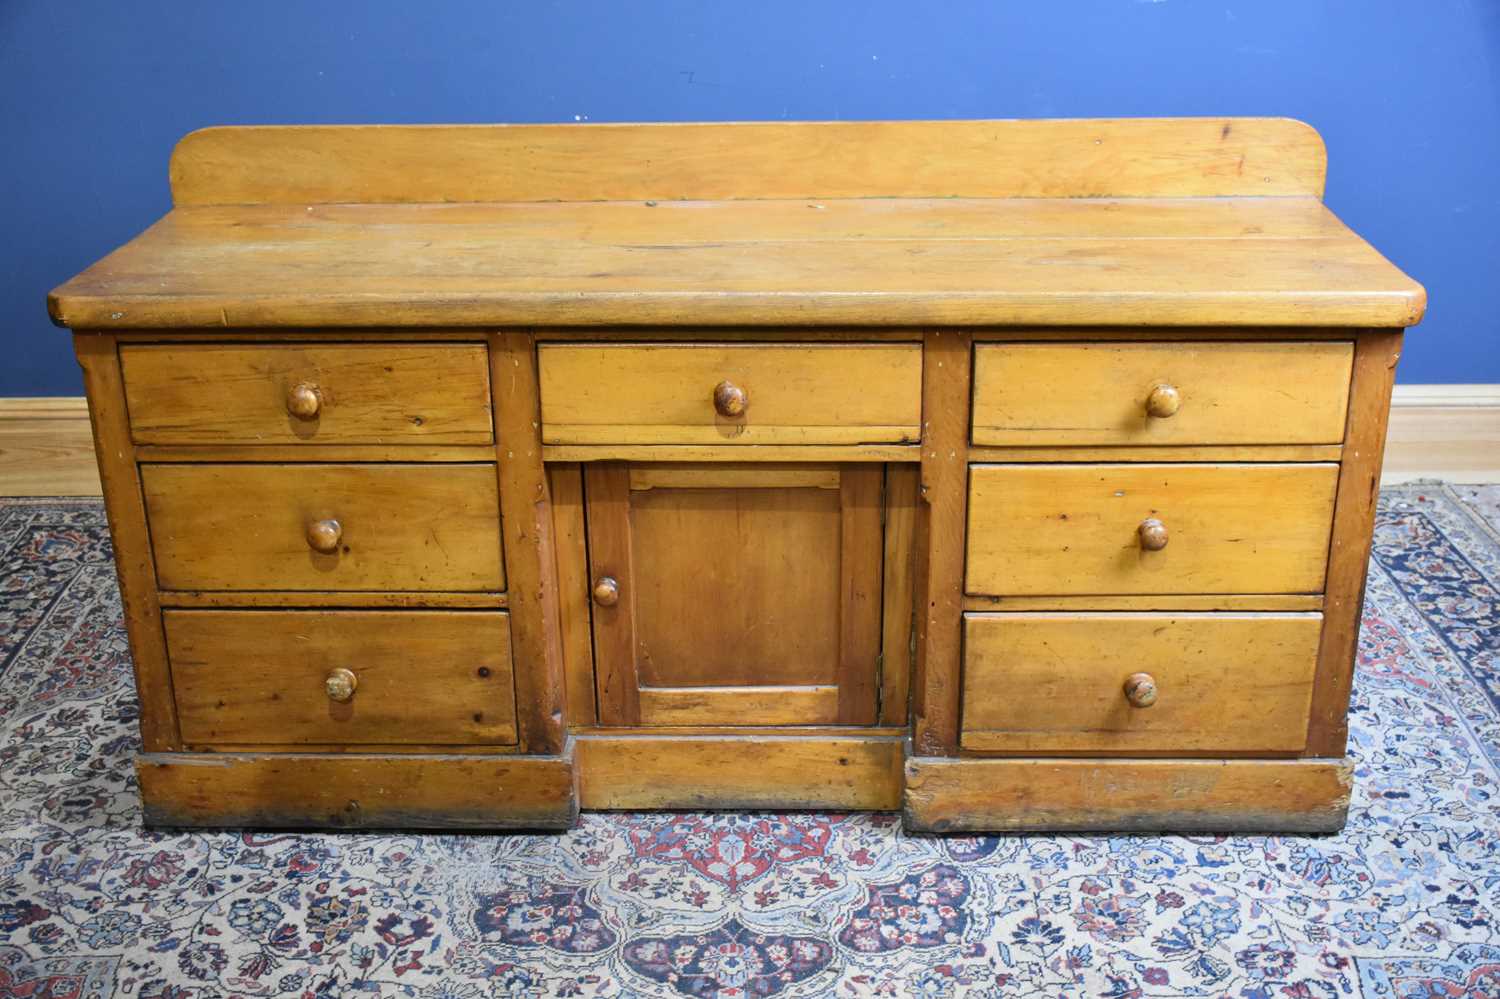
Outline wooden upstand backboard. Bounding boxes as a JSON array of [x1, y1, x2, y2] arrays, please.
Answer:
[[47, 118, 1425, 832]]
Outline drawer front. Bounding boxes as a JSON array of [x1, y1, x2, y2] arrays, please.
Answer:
[[538, 342, 922, 445], [121, 343, 494, 445], [167, 609, 516, 746], [966, 463, 1337, 595], [971, 341, 1353, 446], [962, 612, 1321, 752], [142, 463, 504, 591]]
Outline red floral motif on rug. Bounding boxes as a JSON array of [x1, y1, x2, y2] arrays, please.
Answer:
[[622, 814, 840, 890]]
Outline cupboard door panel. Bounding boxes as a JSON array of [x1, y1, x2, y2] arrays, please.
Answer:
[[586, 463, 883, 726], [637, 686, 840, 726]]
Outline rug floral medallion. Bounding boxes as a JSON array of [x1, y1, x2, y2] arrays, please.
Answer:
[[1, 484, 1497, 998]]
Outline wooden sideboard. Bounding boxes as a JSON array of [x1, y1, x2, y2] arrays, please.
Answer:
[[47, 119, 1425, 832]]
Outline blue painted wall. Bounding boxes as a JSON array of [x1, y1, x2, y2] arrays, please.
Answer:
[[4, 1, 1496, 393]]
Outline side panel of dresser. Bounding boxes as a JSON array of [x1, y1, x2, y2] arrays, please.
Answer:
[[75, 330, 578, 828], [76, 333, 181, 752], [1307, 330, 1403, 756]]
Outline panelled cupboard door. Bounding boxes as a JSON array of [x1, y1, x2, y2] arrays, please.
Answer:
[[585, 463, 883, 726]]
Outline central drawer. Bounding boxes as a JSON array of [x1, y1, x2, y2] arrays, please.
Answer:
[[966, 462, 1338, 596], [166, 609, 517, 747], [141, 463, 504, 591], [537, 342, 922, 445]]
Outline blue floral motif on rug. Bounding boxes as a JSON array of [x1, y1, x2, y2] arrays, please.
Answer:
[[1, 485, 1497, 998]]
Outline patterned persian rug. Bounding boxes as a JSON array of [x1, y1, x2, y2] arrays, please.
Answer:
[[1, 485, 1498, 999]]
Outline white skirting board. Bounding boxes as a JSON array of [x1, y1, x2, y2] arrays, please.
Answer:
[[0, 389, 1496, 496], [1383, 385, 1500, 484], [0, 397, 101, 496]]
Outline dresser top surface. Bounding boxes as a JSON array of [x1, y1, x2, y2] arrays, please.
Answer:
[[49, 119, 1425, 331]]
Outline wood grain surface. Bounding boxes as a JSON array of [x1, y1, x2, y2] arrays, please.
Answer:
[[167, 119, 1330, 205], [538, 343, 922, 445], [166, 609, 517, 747], [120, 342, 493, 445], [965, 463, 1339, 596], [585, 462, 883, 726], [971, 341, 1353, 446], [577, 734, 903, 810], [142, 462, 503, 592], [138, 750, 577, 829], [904, 756, 1353, 833], [48, 198, 1424, 330], [961, 612, 1321, 753]]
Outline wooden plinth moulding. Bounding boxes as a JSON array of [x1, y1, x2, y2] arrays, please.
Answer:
[[904, 756, 1354, 834], [137, 748, 578, 830]]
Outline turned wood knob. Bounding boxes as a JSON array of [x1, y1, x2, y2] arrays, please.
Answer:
[[1124, 672, 1158, 708], [325, 667, 358, 702], [287, 382, 323, 419], [592, 575, 620, 607], [1138, 517, 1169, 552], [306, 518, 343, 554], [712, 380, 748, 418], [1145, 383, 1181, 419]]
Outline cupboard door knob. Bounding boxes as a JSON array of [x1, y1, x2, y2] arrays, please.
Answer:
[[325, 667, 358, 702], [1124, 672, 1157, 708], [1138, 517, 1169, 552], [307, 518, 343, 554], [287, 382, 323, 419], [712, 380, 748, 417], [592, 575, 620, 607], [1145, 383, 1181, 419]]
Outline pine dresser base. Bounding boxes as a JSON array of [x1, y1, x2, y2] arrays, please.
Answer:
[[48, 119, 1424, 832]]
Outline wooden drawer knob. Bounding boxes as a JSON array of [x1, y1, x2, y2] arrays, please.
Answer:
[[1137, 517, 1169, 551], [325, 667, 358, 702], [287, 382, 323, 420], [592, 575, 620, 607], [1124, 672, 1157, 708], [712, 380, 748, 418], [306, 518, 343, 554], [1145, 383, 1181, 419]]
